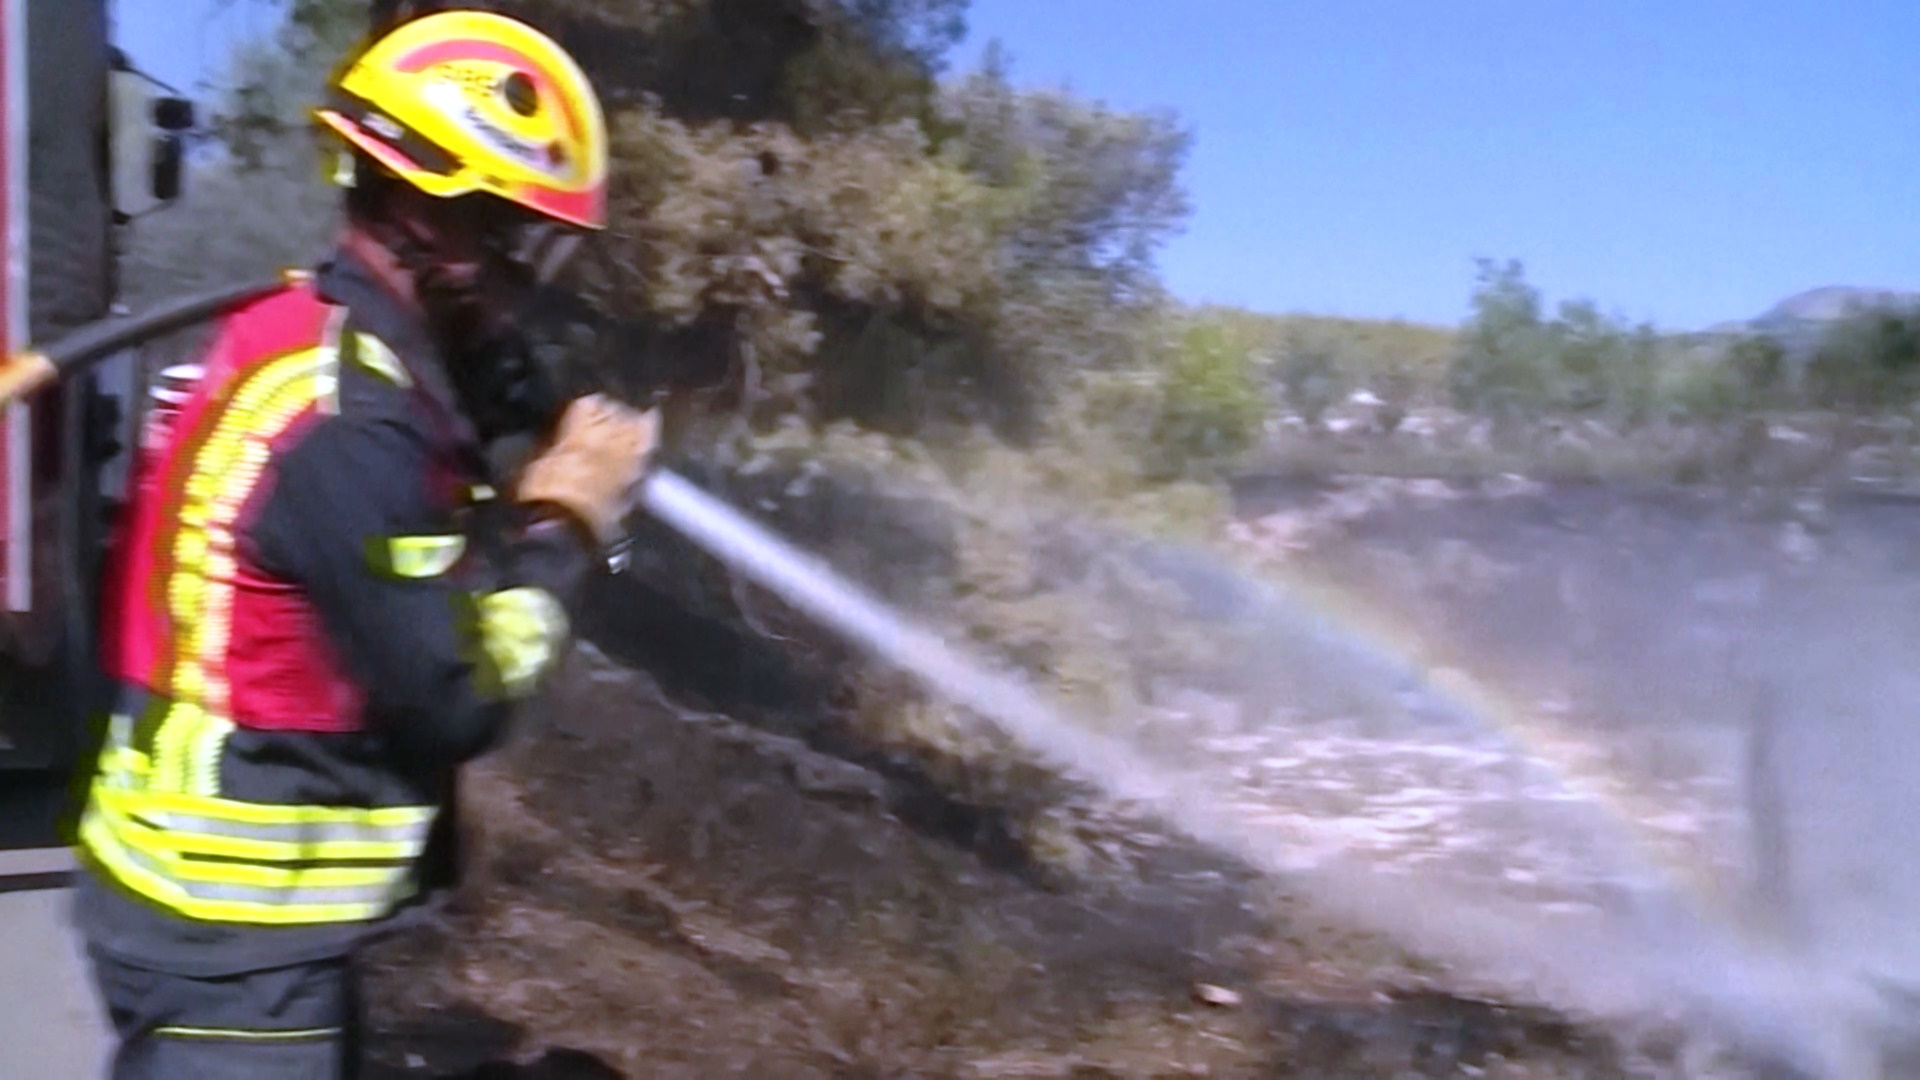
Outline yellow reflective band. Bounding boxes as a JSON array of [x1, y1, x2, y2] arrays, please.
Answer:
[[113, 846, 404, 892], [151, 701, 200, 796], [81, 712, 437, 926], [126, 830, 418, 869], [123, 849, 404, 893], [352, 331, 411, 386], [80, 806, 417, 926], [94, 790, 429, 865], [160, 342, 342, 772], [186, 711, 234, 798], [156, 1026, 342, 1042], [379, 534, 466, 579], [99, 744, 151, 783], [111, 785, 433, 830], [100, 791, 431, 845], [474, 586, 568, 700]]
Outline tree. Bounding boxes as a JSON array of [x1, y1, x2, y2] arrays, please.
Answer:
[[121, 0, 358, 303], [1448, 258, 1554, 418], [1447, 259, 1666, 424], [943, 47, 1191, 307], [204, 0, 367, 166], [165, 0, 1202, 456], [922, 46, 1192, 437]]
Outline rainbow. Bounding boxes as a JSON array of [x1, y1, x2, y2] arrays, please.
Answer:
[[1240, 556, 1751, 932]]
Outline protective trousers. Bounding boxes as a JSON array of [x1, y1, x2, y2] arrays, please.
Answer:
[[88, 949, 361, 1080]]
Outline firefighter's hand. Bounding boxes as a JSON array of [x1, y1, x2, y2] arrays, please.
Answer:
[[513, 393, 660, 548]]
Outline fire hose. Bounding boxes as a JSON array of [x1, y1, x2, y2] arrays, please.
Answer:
[[0, 275, 1109, 782], [0, 274, 305, 405], [0, 276, 1283, 885], [0, 275, 881, 649]]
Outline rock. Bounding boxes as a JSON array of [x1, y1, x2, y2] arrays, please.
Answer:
[[1428, 540, 1513, 598], [1790, 493, 1832, 533], [1401, 478, 1458, 502], [1777, 521, 1820, 565], [1483, 473, 1546, 500], [1193, 983, 1243, 1008], [1691, 576, 1766, 611]]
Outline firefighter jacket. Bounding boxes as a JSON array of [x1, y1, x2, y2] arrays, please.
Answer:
[[72, 250, 597, 976]]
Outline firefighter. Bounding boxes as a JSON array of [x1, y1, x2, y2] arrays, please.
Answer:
[[69, 9, 645, 1077]]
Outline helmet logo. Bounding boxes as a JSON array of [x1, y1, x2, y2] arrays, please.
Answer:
[[464, 101, 556, 172], [421, 79, 554, 173], [465, 104, 550, 170]]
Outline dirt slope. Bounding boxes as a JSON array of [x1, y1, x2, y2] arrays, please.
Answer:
[[359, 642, 1626, 1078]]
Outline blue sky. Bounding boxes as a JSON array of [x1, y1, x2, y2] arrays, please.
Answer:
[[116, 1, 1920, 330]]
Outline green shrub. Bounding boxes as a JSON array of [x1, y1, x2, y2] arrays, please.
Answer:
[[1665, 358, 1752, 421], [1727, 334, 1789, 406], [1148, 318, 1267, 476], [1447, 258, 1670, 424], [1275, 345, 1343, 431], [1805, 306, 1920, 411]]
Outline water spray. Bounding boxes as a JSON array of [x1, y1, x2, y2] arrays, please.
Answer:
[[634, 468, 1889, 1077]]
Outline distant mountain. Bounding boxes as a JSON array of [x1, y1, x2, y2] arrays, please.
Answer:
[[1752, 286, 1920, 329], [1688, 286, 1920, 354]]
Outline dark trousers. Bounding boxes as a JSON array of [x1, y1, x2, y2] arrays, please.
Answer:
[[88, 949, 362, 1080]]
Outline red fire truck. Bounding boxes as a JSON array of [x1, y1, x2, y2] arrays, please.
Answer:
[[0, 0, 194, 772]]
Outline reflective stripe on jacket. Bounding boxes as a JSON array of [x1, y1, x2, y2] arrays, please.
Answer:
[[80, 724, 433, 925]]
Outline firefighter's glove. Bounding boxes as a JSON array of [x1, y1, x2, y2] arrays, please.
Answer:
[[514, 393, 660, 548]]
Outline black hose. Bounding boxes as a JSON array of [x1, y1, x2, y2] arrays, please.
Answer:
[[0, 275, 293, 406], [40, 276, 293, 371]]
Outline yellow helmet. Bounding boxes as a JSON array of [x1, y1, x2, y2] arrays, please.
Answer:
[[313, 9, 607, 230]]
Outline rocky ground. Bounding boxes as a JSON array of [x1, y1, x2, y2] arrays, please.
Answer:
[[359, 471, 1920, 1078]]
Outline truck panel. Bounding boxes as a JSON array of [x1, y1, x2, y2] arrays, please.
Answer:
[[0, 0, 117, 768], [3, 0, 26, 616]]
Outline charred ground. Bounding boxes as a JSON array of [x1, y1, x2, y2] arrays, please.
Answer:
[[349, 468, 1920, 1078]]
